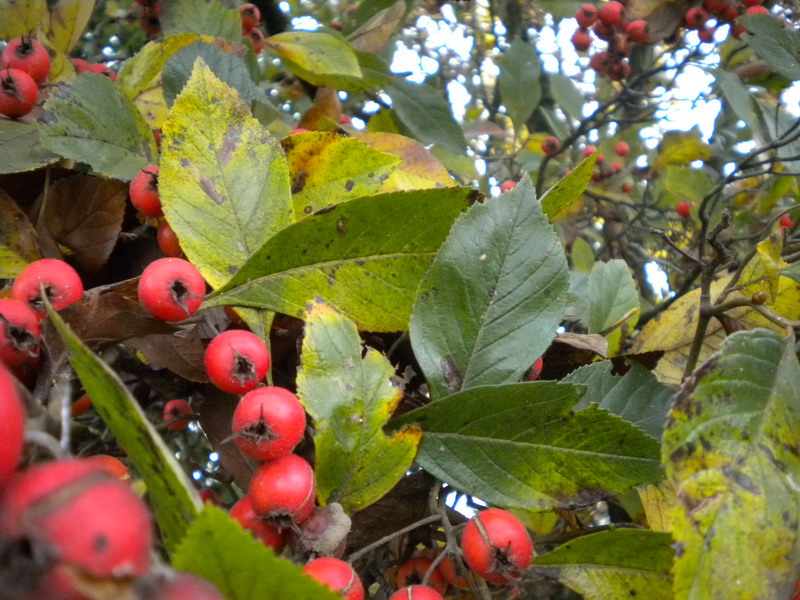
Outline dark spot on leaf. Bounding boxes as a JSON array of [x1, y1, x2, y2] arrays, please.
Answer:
[[180, 158, 190, 168], [228, 265, 238, 275], [355, 260, 365, 267], [699, 437, 712, 452], [441, 356, 463, 393], [304, 205, 313, 214], [379, 173, 389, 182], [672, 541, 685, 557], [199, 175, 225, 205], [292, 170, 308, 194], [345, 179, 355, 192], [783, 511, 791, 523], [630, 591, 636, 597], [721, 465, 758, 493], [315, 205, 337, 215], [337, 219, 347, 235], [368, 172, 374, 178], [216, 130, 239, 166], [301, 249, 308, 255]]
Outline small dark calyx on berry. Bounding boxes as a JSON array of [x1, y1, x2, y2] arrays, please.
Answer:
[[170, 279, 192, 314], [232, 351, 256, 384], [489, 544, 525, 580], [8, 324, 38, 357], [28, 285, 56, 314], [241, 415, 278, 442]]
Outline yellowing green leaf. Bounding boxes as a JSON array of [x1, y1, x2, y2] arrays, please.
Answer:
[[740, 235, 785, 303], [160, 59, 293, 289], [638, 483, 676, 533], [0, 0, 47, 38], [297, 301, 421, 513], [48, 0, 96, 53], [652, 130, 713, 169], [265, 31, 361, 79], [541, 153, 597, 219], [359, 132, 455, 192], [348, 0, 405, 53]]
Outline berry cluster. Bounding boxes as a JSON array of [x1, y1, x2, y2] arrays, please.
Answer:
[[240, 3, 266, 54], [571, 2, 643, 81], [0, 36, 50, 119], [690, 0, 769, 42], [134, 0, 163, 37]]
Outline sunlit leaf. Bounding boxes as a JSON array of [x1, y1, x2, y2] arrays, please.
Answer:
[[359, 132, 455, 192], [0, 0, 47, 39], [541, 153, 597, 218], [498, 39, 541, 134], [160, 0, 241, 42], [48, 0, 95, 53], [265, 31, 361, 80], [652, 130, 713, 170]]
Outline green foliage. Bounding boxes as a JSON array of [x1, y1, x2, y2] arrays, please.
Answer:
[[296, 300, 420, 513], [160, 0, 242, 42], [0, 0, 45, 38], [265, 31, 362, 84], [587, 259, 639, 334], [540, 153, 598, 217], [0, 119, 58, 174], [498, 39, 541, 134], [740, 14, 800, 81], [410, 175, 569, 399]]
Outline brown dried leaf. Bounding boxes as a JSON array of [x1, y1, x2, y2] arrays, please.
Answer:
[[0, 188, 41, 277], [359, 132, 455, 192], [348, 0, 406, 54], [555, 332, 609, 357], [298, 86, 341, 131], [126, 331, 209, 383], [40, 175, 127, 273]]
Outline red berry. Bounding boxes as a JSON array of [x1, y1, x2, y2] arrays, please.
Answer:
[[589, 51, 612, 73], [781, 214, 793, 229], [12, 258, 84, 320], [0, 298, 40, 369], [130, 165, 162, 217], [71, 393, 92, 416], [339, 114, 352, 125], [86, 455, 129, 481], [744, 5, 769, 14], [163, 398, 194, 430], [575, 4, 599, 28], [395, 558, 447, 596], [731, 24, 749, 39], [157, 221, 183, 257], [611, 161, 623, 174], [582, 145, 597, 158], [70, 58, 90, 73], [614, 141, 630, 156], [462, 508, 534, 584], [684, 7, 709, 29], [677, 200, 693, 218], [438, 557, 469, 590], [0, 37, 51, 85], [704, 0, 729, 12], [525, 357, 544, 381], [698, 27, 716, 43], [138, 257, 205, 322], [0, 365, 25, 487], [607, 59, 631, 81], [571, 28, 592, 51], [0, 68, 38, 118], [88, 63, 116, 80], [245, 28, 265, 53], [542, 136, 560, 156], [239, 3, 261, 29], [303, 557, 364, 600], [199, 487, 222, 505], [249, 454, 316, 523], [232, 386, 306, 461], [625, 20, 650, 43], [499, 180, 517, 193], [389, 586, 444, 600], [721, 3, 740, 21], [0, 459, 152, 577], [592, 20, 615, 41], [230, 495, 289, 551], [742, 0, 763, 6], [291, 128, 312, 134], [598, 1, 624, 25], [149, 570, 226, 600], [622, 182, 634, 193], [205, 330, 270, 394]]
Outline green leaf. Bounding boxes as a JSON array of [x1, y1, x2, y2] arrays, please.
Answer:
[[409, 175, 569, 399], [780, 262, 800, 284], [587, 259, 639, 334], [652, 130, 713, 170], [348, 0, 406, 53], [265, 31, 362, 79], [281, 132, 400, 220], [541, 153, 598, 218], [173, 506, 342, 600], [756, 97, 800, 169], [498, 39, 541, 134], [571, 236, 595, 273], [392, 382, 662, 510], [714, 68, 761, 135], [0, 119, 59, 174], [161, 0, 242, 42], [0, 189, 40, 278], [533, 529, 673, 600], [0, 0, 46, 39], [550, 72, 584, 123], [48, 0, 96, 54], [204, 187, 475, 332], [296, 300, 421, 513], [663, 328, 800, 599], [654, 165, 714, 209], [386, 79, 468, 155], [563, 361, 674, 439], [45, 302, 200, 554], [160, 59, 293, 289], [38, 73, 157, 180], [739, 14, 800, 81]]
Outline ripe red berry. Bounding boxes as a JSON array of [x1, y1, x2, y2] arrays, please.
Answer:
[[0, 459, 152, 577], [624, 19, 650, 43], [245, 28, 265, 53], [607, 59, 631, 81], [71, 393, 93, 416], [622, 182, 634, 193], [525, 357, 544, 381], [614, 141, 630, 156], [249, 454, 316, 523], [698, 27, 716, 43], [781, 214, 793, 229], [0, 68, 38, 118], [230, 495, 289, 551], [731, 24, 749, 39], [598, 1, 624, 25], [395, 557, 447, 596], [677, 200, 693, 218], [88, 63, 116, 80], [86, 454, 130, 481], [12, 258, 84, 320], [148, 570, 226, 600], [462, 508, 534, 584], [611, 161, 624, 174], [742, 0, 763, 6], [592, 20, 615, 41], [1, 37, 51, 85], [571, 28, 592, 51], [744, 5, 769, 14], [684, 7, 709, 29], [390, 586, 444, 600], [130, 165, 162, 217], [0, 365, 25, 486], [542, 136, 560, 156], [704, 0, 729, 12], [582, 145, 597, 158], [205, 330, 270, 394], [163, 398, 194, 430], [438, 557, 469, 590], [589, 51, 612, 73], [339, 114, 352, 125], [303, 557, 364, 600], [199, 487, 222, 505], [499, 180, 517, 193], [232, 386, 306, 461], [575, 4, 599, 28], [0, 298, 40, 369], [138, 258, 205, 322], [291, 128, 312, 134], [239, 3, 261, 29], [70, 58, 90, 73], [720, 3, 740, 21], [157, 221, 183, 257]]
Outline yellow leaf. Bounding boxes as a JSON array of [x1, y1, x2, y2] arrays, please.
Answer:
[[0, 0, 48, 38], [264, 31, 361, 79], [638, 483, 676, 532], [739, 234, 785, 303], [48, 0, 96, 53], [652, 129, 713, 169]]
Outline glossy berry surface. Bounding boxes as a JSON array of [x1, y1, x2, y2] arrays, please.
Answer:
[[1, 37, 51, 85], [70, 58, 90, 73], [12, 258, 84, 320], [86, 455, 129, 481], [571, 29, 592, 51], [230, 495, 289, 551], [542, 136, 560, 156], [677, 201, 692, 218], [438, 556, 469, 590], [88, 63, 116, 80], [597, 1, 623, 25], [0, 298, 41, 368], [395, 557, 447, 596], [303, 557, 364, 600], [239, 3, 261, 29], [232, 386, 306, 460], [130, 165, 162, 217], [781, 214, 793, 229], [614, 141, 630, 156], [157, 221, 183, 257], [575, 4, 598, 28], [0, 364, 25, 487], [204, 330, 270, 394], [462, 508, 534, 584], [389, 586, 444, 600], [138, 257, 205, 322], [163, 399, 194, 430], [0, 68, 38, 118], [626, 20, 650, 43], [525, 357, 544, 381], [245, 28, 265, 53], [0, 459, 153, 577], [249, 453, 316, 523]]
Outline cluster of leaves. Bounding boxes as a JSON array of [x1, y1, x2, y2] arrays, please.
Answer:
[[3, 0, 800, 599]]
